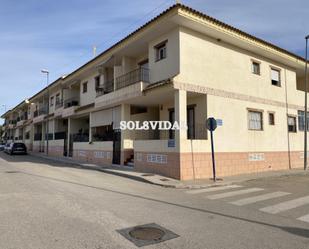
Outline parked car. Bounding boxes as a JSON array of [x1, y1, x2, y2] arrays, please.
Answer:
[[5, 142, 27, 155], [0, 143, 5, 151]]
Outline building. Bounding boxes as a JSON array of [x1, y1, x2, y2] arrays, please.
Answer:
[[1, 4, 308, 180]]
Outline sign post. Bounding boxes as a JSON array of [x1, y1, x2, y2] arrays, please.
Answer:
[[206, 117, 217, 182]]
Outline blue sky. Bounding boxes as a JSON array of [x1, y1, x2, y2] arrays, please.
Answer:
[[0, 0, 308, 115]]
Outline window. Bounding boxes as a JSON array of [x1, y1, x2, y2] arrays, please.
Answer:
[[50, 96, 54, 107], [248, 110, 263, 130], [82, 82, 88, 93], [288, 116, 297, 132], [271, 68, 281, 86], [268, 112, 275, 125], [95, 76, 100, 90], [155, 40, 167, 61], [297, 110, 309, 131], [55, 93, 61, 105], [251, 61, 260, 75]]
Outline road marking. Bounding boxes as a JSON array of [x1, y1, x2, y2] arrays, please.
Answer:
[[260, 196, 309, 214], [186, 185, 242, 194], [207, 188, 264, 200], [297, 214, 309, 223], [230, 192, 290, 206]]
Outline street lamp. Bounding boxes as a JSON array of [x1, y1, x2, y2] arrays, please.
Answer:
[[41, 69, 50, 155], [304, 36, 309, 170]]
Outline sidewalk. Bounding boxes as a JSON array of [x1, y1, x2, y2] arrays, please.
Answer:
[[30, 152, 309, 189]]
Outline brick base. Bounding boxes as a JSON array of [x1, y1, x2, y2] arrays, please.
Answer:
[[48, 146, 64, 157], [72, 149, 113, 165], [134, 151, 303, 180]]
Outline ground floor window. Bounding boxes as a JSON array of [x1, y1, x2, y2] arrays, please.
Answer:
[[288, 116, 297, 133], [297, 110, 309, 131], [248, 110, 263, 130]]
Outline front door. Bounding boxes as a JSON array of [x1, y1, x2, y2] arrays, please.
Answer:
[[112, 129, 121, 164]]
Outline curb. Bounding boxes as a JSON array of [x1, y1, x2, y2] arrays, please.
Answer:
[[29, 153, 171, 187]]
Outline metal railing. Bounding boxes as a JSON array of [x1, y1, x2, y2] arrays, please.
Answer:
[[64, 97, 79, 109], [96, 79, 114, 97], [34, 133, 42, 141], [55, 132, 66, 140], [55, 99, 63, 109], [34, 106, 48, 117], [72, 133, 89, 142], [116, 68, 149, 90]]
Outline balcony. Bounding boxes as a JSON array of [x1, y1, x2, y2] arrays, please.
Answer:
[[64, 98, 79, 109], [96, 68, 149, 98], [95, 68, 150, 108], [33, 106, 48, 124], [62, 97, 80, 118], [55, 99, 64, 109], [96, 79, 114, 97], [116, 68, 149, 89]]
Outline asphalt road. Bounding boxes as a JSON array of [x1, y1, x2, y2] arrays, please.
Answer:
[[0, 152, 309, 249]]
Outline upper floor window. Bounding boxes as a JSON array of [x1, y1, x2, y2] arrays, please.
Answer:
[[251, 61, 260, 75], [82, 82, 88, 93], [50, 96, 54, 107], [55, 93, 61, 104], [248, 110, 263, 130], [155, 40, 167, 61], [95, 76, 100, 90], [288, 116, 297, 133], [271, 67, 281, 86]]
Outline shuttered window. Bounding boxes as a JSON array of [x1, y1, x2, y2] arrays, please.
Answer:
[[271, 68, 280, 86], [288, 116, 297, 133], [248, 110, 263, 130]]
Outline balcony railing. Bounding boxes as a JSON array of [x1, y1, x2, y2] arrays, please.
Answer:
[[34, 106, 48, 117], [96, 79, 114, 97], [95, 68, 150, 97], [55, 99, 63, 109], [116, 68, 149, 90], [64, 98, 79, 109]]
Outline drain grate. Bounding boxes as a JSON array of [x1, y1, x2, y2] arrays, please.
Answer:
[[5, 171, 19, 174], [129, 227, 165, 241], [117, 223, 179, 247]]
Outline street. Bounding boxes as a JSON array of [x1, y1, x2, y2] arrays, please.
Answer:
[[1, 153, 309, 249]]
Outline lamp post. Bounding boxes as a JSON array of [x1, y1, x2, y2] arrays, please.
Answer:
[[41, 69, 49, 155], [304, 36, 309, 170]]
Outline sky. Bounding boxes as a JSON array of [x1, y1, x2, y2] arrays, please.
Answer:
[[0, 0, 308, 115]]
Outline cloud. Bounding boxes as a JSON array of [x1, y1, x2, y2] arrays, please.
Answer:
[[0, 0, 308, 114]]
